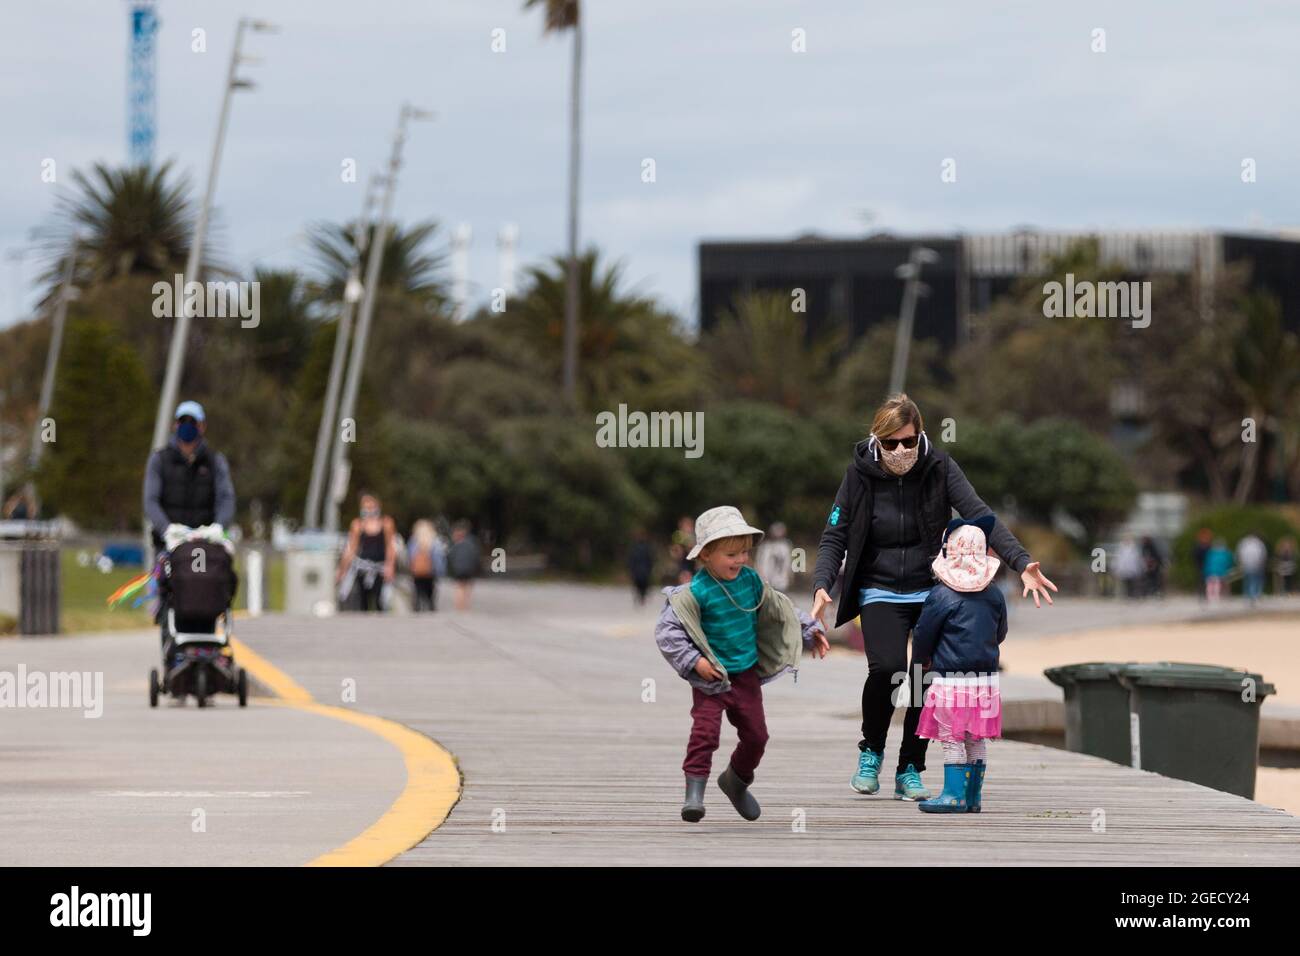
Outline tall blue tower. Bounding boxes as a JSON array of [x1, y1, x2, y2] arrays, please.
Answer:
[[127, 1, 158, 167]]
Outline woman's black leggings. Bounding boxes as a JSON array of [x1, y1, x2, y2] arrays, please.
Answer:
[[858, 600, 929, 773], [358, 578, 384, 612]]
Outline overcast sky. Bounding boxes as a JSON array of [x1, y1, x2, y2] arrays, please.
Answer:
[[3, 1, 1297, 328]]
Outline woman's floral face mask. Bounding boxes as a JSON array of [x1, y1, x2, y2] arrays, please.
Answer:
[[880, 443, 919, 476]]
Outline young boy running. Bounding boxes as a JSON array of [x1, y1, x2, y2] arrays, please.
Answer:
[[655, 506, 829, 822]]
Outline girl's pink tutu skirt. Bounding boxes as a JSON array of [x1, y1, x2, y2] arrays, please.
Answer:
[[916, 674, 1002, 742]]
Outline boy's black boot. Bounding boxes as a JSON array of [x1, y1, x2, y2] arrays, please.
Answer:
[[718, 765, 761, 821], [682, 776, 707, 822]]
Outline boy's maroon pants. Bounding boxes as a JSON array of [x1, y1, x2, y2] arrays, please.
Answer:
[[682, 666, 769, 782]]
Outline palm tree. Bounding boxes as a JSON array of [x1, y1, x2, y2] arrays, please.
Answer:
[[704, 291, 844, 415], [42, 161, 198, 299], [525, 0, 582, 406], [501, 250, 703, 411], [1231, 292, 1300, 502], [244, 268, 316, 375], [306, 218, 447, 302]]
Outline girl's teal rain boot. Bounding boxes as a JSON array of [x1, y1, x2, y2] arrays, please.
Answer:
[[917, 763, 970, 813], [966, 760, 986, 813]]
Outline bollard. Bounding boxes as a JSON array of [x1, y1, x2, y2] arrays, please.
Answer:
[[246, 548, 264, 617]]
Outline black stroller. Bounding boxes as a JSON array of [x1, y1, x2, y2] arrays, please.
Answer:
[[148, 538, 248, 708]]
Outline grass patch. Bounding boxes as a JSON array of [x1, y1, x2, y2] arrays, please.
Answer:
[[60, 547, 286, 634], [62, 548, 154, 633]]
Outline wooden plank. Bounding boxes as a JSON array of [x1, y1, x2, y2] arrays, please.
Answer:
[[236, 582, 1300, 866]]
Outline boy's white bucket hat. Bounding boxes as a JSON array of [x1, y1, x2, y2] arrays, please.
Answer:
[[688, 506, 765, 560]]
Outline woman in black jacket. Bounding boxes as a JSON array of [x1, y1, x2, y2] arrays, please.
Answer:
[[811, 394, 1057, 800]]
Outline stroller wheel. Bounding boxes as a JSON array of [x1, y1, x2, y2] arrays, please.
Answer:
[[237, 668, 248, 707], [195, 667, 209, 708], [148, 669, 160, 708]]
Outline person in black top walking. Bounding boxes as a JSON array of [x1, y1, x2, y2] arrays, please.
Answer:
[[337, 492, 396, 611], [628, 528, 655, 605], [811, 394, 1057, 801]]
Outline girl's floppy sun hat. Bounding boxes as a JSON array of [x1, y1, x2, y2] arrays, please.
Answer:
[[932, 518, 1001, 592], [688, 506, 765, 560]]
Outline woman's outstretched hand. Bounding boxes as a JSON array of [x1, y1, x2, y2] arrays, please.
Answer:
[[1020, 562, 1058, 607], [811, 588, 833, 632]]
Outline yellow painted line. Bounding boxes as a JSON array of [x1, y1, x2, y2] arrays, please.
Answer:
[[228, 637, 313, 704], [229, 636, 462, 866], [297, 702, 461, 867]]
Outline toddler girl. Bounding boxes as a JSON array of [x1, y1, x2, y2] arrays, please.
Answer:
[[911, 516, 1006, 813]]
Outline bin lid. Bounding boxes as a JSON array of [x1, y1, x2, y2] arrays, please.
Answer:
[[1043, 662, 1131, 686], [1116, 661, 1276, 696]]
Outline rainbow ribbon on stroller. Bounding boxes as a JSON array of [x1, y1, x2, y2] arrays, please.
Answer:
[[105, 555, 164, 610]]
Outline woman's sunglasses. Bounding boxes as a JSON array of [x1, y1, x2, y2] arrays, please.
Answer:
[[878, 434, 920, 450]]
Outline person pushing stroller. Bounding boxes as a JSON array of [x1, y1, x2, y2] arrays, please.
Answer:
[[142, 400, 236, 666]]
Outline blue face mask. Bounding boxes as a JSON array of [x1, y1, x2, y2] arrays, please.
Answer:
[[177, 421, 200, 442]]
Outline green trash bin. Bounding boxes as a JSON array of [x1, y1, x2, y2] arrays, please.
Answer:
[[1117, 662, 1274, 799], [1044, 662, 1133, 764]]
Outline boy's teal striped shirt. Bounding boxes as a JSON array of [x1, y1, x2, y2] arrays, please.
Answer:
[[690, 566, 761, 673]]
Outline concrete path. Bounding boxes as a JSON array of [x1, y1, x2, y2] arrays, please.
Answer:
[[0, 629, 406, 865]]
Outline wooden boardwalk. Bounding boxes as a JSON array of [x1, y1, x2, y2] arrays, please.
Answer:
[[235, 581, 1300, 866]]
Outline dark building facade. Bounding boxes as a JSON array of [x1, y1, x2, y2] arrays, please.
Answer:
[[698, 235, 966, 347], [1220, 233, 1300, 327], [700, 229, 1300, 344]]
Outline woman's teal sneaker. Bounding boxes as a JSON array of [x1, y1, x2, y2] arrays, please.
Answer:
[[851, 748, 882, 794], [894, 764, 931, 801], [918, 764, 970, 813]]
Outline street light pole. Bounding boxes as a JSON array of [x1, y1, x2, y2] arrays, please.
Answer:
[[562, 20, 583, 406], [27, 242, 79, 512], [304, 176, 379, 529], [324, 104, 431, 534], [888, 246, 940, 396], [145, 17, 274, 558]]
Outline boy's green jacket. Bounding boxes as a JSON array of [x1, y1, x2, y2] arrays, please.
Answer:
[[654, 580, 825, 695]]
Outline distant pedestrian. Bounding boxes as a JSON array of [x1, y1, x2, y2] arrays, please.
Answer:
[[654, 506, 828, 823], [1140, 536, 1165, 598], [1114, 537, 1143, 598], [447, 520, 482, 611], [912, 517, 1006, 814], [1275, 537, 1297, 595], [671, 515, 696, 585], [754, 521, 793, 591], [2, 488, 36, 520], [1203, 538, 1233, 603], [337, 492, 396, 612], [1237, 534, 1268, 604], [408, 519, 447, 612], [1192, 527, 1214, 602], [627, 529, 655, 605]]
